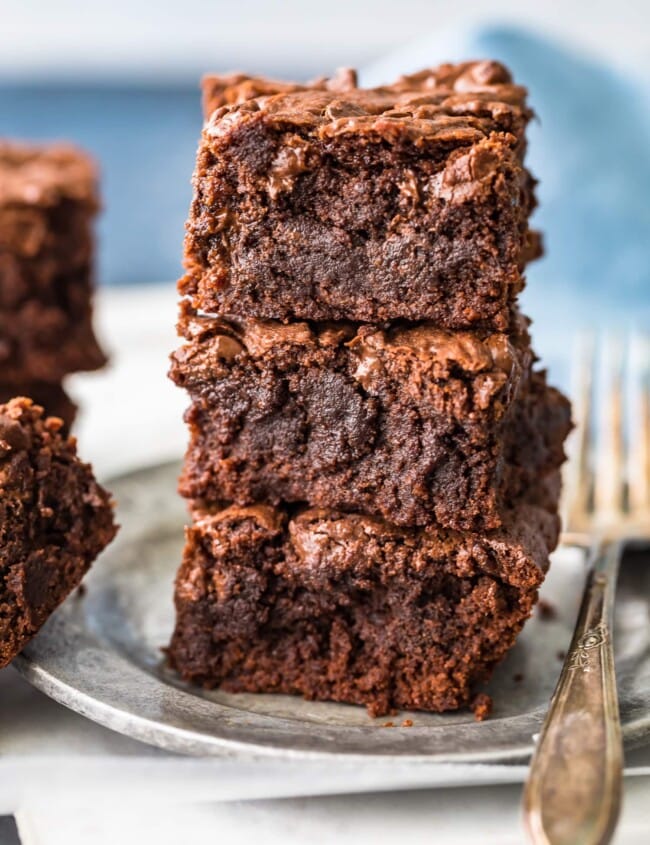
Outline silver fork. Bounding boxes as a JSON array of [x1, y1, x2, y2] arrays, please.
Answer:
[[523, 332, 650, 845]]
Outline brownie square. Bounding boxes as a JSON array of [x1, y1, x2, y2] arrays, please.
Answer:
[[171, 306, 570, 531], [0, 398, 116, 668], [168, 492, 560, 717], [182, 60, 540, 327], [0, 142, 106, 380]]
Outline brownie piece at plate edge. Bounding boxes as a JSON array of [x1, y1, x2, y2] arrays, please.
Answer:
[[0, 382, 76, 430], [0, 398, 117, 668], [0, 141, 106, 379]]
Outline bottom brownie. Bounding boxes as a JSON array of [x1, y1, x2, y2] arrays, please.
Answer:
[[169, 491, 560, 716], [0, 382, 77, 430], [0, 398, 116, 667]]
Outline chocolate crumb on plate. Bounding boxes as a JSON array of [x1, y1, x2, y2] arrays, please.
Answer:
[[471, 693, 493, 722], [537, 598, 558, 620]]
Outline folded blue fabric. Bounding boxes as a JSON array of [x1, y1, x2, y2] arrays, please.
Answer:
[[364, 26, 650, 377]]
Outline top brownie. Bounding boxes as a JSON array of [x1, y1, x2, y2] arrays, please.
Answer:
[[0, 142, 105, 380], [182, 60, 539, 327], [0, 142, 98, 303]]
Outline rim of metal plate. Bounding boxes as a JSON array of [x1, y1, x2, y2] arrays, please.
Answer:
[[12, 461, 650, 762]]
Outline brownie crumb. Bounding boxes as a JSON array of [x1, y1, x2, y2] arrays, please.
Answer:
[[513, 673, 524, 683], [0, 383, 77, 432], [382, 721, 395, 728], [537, 598, 557, 620], [556, 650, 566, 661], [402, 719, 414, 728], [471, 693, 493, 722]]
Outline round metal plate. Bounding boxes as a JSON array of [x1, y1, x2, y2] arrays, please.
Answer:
[[13, 461, 650, 761]]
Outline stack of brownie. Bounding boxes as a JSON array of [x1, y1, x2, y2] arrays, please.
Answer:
[[0, 142, 106, 428], [169, 61, 571, 717]]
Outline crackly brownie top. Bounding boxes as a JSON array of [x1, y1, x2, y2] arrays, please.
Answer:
[[0, 141, 98, 207], [202, 60, 530, 146]]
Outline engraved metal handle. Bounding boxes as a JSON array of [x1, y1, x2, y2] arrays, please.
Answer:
[[523, 540, 624, 845]]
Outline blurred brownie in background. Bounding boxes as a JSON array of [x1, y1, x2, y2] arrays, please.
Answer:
[[0, 141, 106, 425]]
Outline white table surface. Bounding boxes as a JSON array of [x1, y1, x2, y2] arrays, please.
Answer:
[[2, 285, 649, 844]]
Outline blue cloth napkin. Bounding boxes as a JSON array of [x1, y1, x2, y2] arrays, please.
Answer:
[[364, 26, 650, 378]]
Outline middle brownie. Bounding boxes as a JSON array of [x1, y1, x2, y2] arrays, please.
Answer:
[[171, 304, 570, 532]]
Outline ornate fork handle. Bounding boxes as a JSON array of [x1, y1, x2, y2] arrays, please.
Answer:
[[523, 540, 624, 845]]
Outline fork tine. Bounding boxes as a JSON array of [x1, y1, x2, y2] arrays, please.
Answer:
[[564, 332, 595, 533], [593, 334, 626, 522], [628, 333, 650, 516]]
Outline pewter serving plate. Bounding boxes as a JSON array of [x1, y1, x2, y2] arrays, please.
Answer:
[[14, 461, 650, 762]]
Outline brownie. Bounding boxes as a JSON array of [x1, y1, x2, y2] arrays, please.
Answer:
[[181, 60, 540, 327], [0, 382, 76, 430], [171, 306, 570, 531], [0, 293, 105, 382], [0, 398, 116, 668], [0, 142, 106, 380], [168, 492, 559, 717]]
